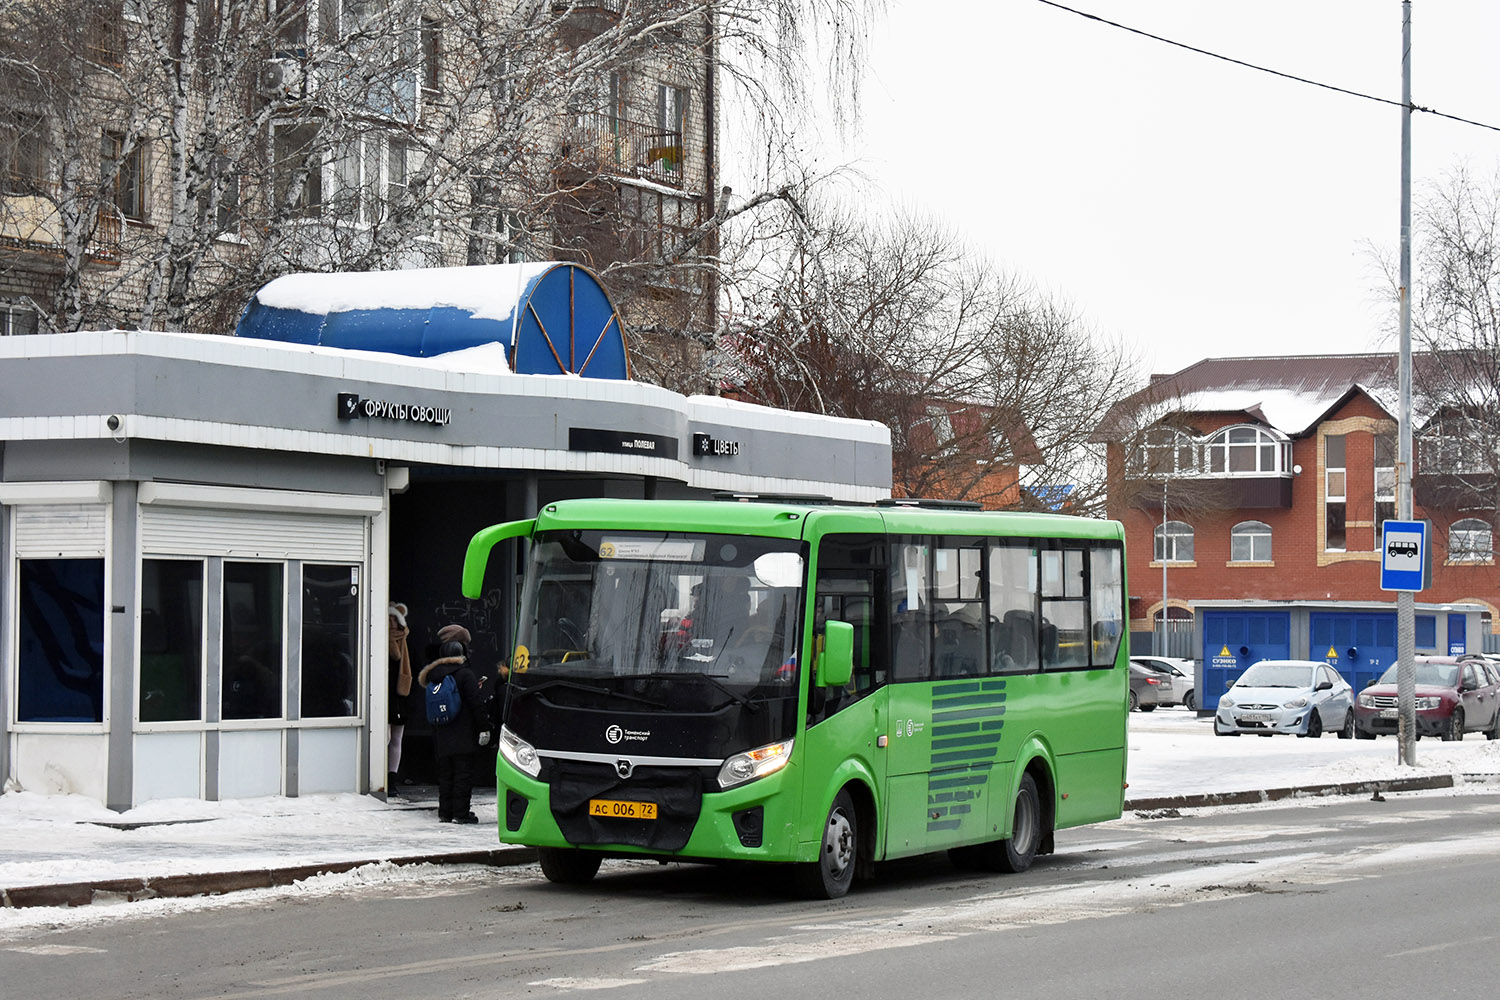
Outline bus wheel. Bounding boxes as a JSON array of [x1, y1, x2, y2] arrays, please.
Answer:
[[796, 789, 857, 900], [996, 773, 1042, 874], [538, 847, 602, 885]]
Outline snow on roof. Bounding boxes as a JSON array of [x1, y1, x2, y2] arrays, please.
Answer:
[[1168, 386, 1346, 435], [1103, 353, 1403, 437], [253, 262, 556, 322], [687, 393, 891, 443]]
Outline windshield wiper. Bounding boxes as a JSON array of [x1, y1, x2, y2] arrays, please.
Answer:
[[633, 672, 761, 712], [512, 679, 667, 710]]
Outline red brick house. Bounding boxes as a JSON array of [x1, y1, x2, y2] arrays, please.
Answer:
[[1099, 353, 1497, 697]]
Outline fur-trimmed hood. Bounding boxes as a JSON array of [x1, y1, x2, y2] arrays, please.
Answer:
[[418, 656, 466, 687]]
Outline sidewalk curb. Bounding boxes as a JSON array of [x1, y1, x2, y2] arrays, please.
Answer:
[[1124, 773, 1456, 812], [0, 846, 537, 910], [1, 773, 1467, 910]]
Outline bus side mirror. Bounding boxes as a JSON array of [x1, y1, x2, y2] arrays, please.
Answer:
[[462, 519, 534, 598], [818, 621, 855, 689]]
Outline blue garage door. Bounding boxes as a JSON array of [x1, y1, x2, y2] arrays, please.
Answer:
[[1448, 614, 1467, 657], [1200, 611, 1291, 711], [1309, 612, 1396, 695]]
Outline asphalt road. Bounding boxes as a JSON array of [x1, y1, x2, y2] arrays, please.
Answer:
[[6, 791, 1500, 999]]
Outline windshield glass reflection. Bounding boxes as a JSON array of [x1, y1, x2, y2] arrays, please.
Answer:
[[514, 530, 805, 707]]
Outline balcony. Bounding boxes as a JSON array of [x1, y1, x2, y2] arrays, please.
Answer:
[[560, 113, 685, 188], [550, 1, 625, 45], [1, 178, 122, 266]]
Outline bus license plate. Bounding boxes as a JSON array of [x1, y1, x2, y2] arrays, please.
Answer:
[[589, 798, 657, 820]]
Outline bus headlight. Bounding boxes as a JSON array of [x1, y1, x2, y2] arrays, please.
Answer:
[[498, 726, 541, 778], [717, 739, 794, 789]]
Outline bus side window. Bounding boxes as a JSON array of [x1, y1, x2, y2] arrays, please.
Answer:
[[891, 608, 930, 681], [809, 534, 887, 724], [1040, 547, 1089, 669], [988, 543, 1039, 674], [889, 539, 930, 682], [1089, 545, 1125, 667]]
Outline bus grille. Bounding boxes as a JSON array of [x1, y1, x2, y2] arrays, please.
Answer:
[[546, 760, 703, 852]]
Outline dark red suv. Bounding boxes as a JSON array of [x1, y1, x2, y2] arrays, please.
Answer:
[[1353, 655, 1500, 741]]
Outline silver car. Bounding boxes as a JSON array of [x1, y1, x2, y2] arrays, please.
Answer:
[[1129, 662, 1174, 712], [1214, 659, 1355, 738]]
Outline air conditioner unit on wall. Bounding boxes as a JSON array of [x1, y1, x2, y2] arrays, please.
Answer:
[[257, 58, 304, 99]]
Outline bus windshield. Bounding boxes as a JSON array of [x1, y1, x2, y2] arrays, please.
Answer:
[[513, 529, 804, 711]]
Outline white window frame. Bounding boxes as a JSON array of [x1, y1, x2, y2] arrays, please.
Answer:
[[1449, 518, 1493, 564], [274, 124, 414, 228], [1154, 520, 1194, 563], [1204, 424, 1291, 476], [136, 555, 208, 730], [1135, 426, 1198, 476], [1229, 520, 1272, 563], [1325, 432, 1347, 552], [3, 485, 113, 735], [1420, 416, 1489, 476], [0, 297, 44, 335]]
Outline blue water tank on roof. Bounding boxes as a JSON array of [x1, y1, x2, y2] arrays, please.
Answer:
[[234, 262, 631, 379]]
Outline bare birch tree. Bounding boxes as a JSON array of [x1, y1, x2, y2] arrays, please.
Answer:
[[2, 0, 883, 354], [1403, 164, 1500, 569], [0, 0, 153, 329]]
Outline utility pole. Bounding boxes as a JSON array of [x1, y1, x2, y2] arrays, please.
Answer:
[[1160, 477, 1168, 656], [1396, 0, 1417, 766]]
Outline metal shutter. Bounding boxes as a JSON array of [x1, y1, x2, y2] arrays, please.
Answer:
[[140, 507, 367, 562], [13, 504, 108, 556]]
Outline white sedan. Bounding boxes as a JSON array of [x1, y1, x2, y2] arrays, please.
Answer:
[[1214, 659, 1355, 739]]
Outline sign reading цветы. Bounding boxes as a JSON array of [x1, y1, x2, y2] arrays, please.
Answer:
[[1379, 519, 1430, 592]]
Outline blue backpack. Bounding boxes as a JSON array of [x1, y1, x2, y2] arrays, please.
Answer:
[[425, 674, 461, 726]]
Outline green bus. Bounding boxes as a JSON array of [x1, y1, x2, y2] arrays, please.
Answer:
[[463, 496, 1128, 899]]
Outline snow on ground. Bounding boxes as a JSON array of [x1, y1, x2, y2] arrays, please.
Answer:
[[0, 788, 503, 890], [2, 707, 1498, 929], [1125, 707, 1500, 797]]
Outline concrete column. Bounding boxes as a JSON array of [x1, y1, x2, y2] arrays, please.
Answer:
[[285, 561, 302, 798], [106, 481, 136, 812], [0, 500, 9, 787], [203, 558, 223, 801]]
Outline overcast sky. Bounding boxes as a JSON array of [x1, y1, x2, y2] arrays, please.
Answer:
[[831, 0, 1500, 377]]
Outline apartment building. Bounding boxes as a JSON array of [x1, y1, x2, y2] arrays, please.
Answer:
[[0, 0, 719, 351], [1100, 354, 1496, 707]]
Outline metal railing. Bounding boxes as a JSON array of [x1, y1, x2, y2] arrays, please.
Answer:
[[562, 113, 685, 187], [0, 177, 122, 264], [1151, 619, 1195, 659], [552, 0, 626, 12]]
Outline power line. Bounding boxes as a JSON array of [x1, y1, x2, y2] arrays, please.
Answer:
[[1033, 0, 1500, 134]]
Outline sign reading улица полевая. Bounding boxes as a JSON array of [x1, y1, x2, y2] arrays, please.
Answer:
[[337, 392, 451, 426]]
